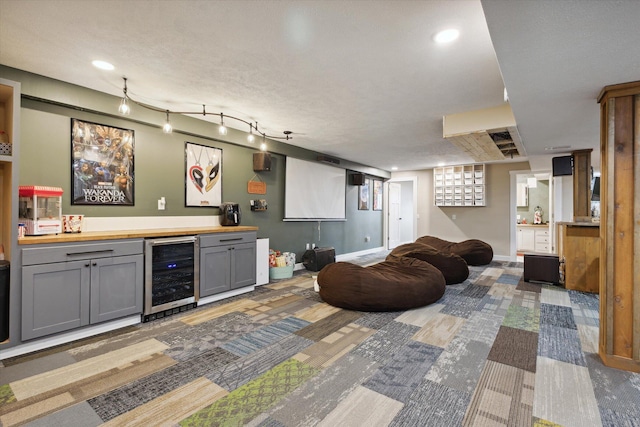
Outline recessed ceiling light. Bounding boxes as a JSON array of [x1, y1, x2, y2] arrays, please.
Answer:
[[434, 29, 459, 43], [437, 162, 445, 167], [92, 60, 114, 70], [391, 166, 398, 171], [544, 145, 572, 151]]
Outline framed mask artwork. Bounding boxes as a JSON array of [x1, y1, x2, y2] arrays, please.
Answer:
[[185, 142, 222, 207]]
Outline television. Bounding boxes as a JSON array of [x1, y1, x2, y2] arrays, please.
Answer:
[[592, 176, 600, 201], [552, 155, 573, 176]]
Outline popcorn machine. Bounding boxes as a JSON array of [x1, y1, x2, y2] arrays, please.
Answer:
[[18, 186, 63, 235]]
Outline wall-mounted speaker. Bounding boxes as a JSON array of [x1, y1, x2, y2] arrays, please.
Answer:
[[253, 152, 271, 171], [350, 173, 366, 186]]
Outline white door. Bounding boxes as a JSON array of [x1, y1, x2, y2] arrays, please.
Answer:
[[388, 182, 402, 249]]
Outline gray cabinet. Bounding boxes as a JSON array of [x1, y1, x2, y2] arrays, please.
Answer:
[[21, 240, 143, 340], [200, 231, 256, 297]]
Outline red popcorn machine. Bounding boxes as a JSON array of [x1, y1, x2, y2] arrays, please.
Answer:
[[18, 186, 63, 235]]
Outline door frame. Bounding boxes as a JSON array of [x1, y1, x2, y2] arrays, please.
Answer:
[[384, 176, 418, 250]]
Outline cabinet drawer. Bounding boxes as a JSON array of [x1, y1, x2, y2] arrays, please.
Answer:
[[535, 235, 549, 244], [22, 240, 144, 266], [199, 231, 257, 248]]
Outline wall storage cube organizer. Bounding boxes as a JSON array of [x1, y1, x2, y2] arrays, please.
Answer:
[[433, 164, 485, 207]]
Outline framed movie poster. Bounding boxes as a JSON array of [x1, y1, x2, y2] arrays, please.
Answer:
[[373, 179, 383, 210], [185, 142, 222, 207], [358, 178, 370, 210], [71, 118, 135, 205]]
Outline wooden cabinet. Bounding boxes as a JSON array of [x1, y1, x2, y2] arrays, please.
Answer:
[[199, 231, 256, 297], [0, 78, 20, 347], [557, 223, 599, 293], [434, 164, 485, 207], [21, 240, 144, 340]]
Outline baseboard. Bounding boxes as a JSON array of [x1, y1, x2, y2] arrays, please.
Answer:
[[492, 255, 511, 262], [336, 246, 386, 261]]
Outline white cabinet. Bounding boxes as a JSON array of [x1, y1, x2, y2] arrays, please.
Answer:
[[517, 183, 528, 207], [434, 164, 485, 207], [517, 226, 550, 253]]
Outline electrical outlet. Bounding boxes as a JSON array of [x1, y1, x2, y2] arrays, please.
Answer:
[[364, 236, 370, 242], [158, 197, 166, 210]]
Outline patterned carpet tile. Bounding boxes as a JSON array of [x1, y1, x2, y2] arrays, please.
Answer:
[[294, 302, 341, 323], [509, 289, 540, 309], [411, 313, 466, 348], [294, 310, 363, 341], [516, 279, 543, 293], [571, 303, 599, 327], [266, 354, 380, 427], [101, 377, 227, 427], [496, 273, 521, 285], [533, 356, 602, 427], [221, 317, 311, 357], [395, 303, 445, 328], [538, 324, 587, 366], [487, 326, 538, 373], [293, 323, 374, 369], [88, 346, 238, 421], [363, 340, 443, 403], [598, 406, 640, 427], [480, 267, 504, 279], [425, 336, 492, 394], [463, 360, 534, 427], [577, 324, 599, 354], [540, 286, 572, 307], [502, 304, 540, 333], [352, 321, 421, 364], [460, 283, 492, 299], [476, 293, 511, 317], [159, 312, 264, 361], [179, 359, 320, 427], [10, 339, 168, 401], [316, 385, 403, 427], [487, 282, 518, 300], [0, 352, 176, 424], [440, 295, 482, 319], [355, 310, 405, 329], [540, 304, 577, 330], [532, 417, 563, 427], [208, 334, 314, 392], [568, 290, 599, 310], [179, 298, 263, 325], [586, 352, 640, 413], [389, 379, 470, 427], [457, 311, 503, 345]]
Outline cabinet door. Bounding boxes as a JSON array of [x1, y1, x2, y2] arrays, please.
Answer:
[[200, 245, 232, 297], [519, 229, 535, 252], [231, 242, 256, 289], [22, 260, 90, 340], [90, 254, 144, 324]]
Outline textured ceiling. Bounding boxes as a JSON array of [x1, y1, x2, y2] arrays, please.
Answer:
[[1, 0, 639, 172]]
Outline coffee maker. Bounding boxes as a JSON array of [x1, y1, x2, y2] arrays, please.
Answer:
[[219, 202, 241, 226]]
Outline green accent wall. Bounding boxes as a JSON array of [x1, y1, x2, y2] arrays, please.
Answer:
[[3, 65, 387, 261], [517, 180, 550, 224]]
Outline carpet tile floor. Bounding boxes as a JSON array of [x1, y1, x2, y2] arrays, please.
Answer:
[[1, 255, 639, 426]]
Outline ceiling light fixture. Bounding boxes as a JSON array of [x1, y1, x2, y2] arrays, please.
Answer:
[[248, 123, 255, 143], [118, 77, 130, 115], [260, 135, 267, 151], [434, 29, 459, 43], [92, 60, 114, 70], [391, 166, 398, 171], [218, 113, 227, 135], [117, 78, 292, 142], [162, 111, 172, 134]]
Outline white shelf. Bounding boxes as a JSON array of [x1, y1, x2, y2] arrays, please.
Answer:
[[433, 163, 485, 207]]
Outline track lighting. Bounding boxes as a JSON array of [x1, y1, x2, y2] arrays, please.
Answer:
[[117, 78, 293, 142], [162, 110, 172, 134], [218, 113, 227, 135], [247, 123, 255, 143], [118, 78, 130, 115], [260, 135, 267, 151]]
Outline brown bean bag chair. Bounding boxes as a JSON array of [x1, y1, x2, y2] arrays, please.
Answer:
[[317, 256, 445, 312], [416, 236, 493, 266], [387, 242, 469, 285]]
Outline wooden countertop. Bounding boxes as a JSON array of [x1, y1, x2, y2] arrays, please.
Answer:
[[18, 226, 259, 245]]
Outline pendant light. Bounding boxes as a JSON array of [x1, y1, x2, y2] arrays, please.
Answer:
[[162, 111, 172, 134], [219, 113, 227, 135]]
